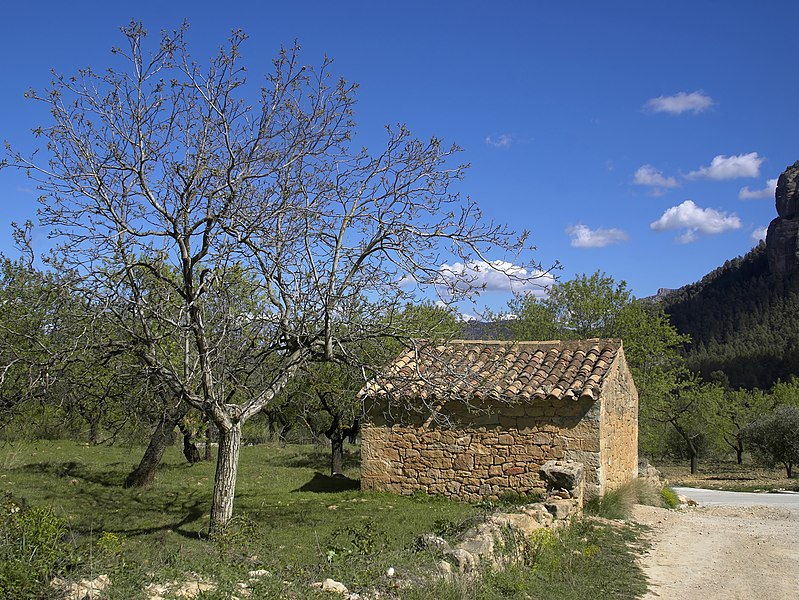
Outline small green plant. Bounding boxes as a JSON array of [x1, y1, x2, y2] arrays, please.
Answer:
[[660, 486, 680, 509], [209, 514, 258, 560], [96, 531, 125, 555], [326, 520, 381, 562]]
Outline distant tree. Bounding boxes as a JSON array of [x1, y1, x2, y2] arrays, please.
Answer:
[[281, 301, 460, 476], [743, 406, 799, 477], [5, 23, 542, 532], [0, 258, 71, 426], [647, 379, 718, 474], [503, 295, 558, 341], [543, 271, 633, 338], [502, 271, 691, 459], [705, 372, 774, 464], [770, 378, 799, 408]]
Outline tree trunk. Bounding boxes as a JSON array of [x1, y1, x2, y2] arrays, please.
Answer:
[[125, 411, 180, 488], [89, 418, 101, 446], [125, 403, 187, 488], [178, 420, 202, 464], [330, 428, 344, 476], [672, 421, 699, 475], [785, 462, 793, 478], [736, 440, 744, 465], [209, 423, 242, 534]]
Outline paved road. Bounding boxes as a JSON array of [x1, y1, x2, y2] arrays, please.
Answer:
[[673, 486, 799, 507]]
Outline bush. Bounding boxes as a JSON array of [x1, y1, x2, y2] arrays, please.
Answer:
[[0, 494, 71, 598], [659, 487, 680, 509]]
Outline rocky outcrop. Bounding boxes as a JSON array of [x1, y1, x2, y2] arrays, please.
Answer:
[[767, 161, 799, 275]]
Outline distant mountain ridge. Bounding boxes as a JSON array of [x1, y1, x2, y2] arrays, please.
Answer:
[[659, 160, 799, 389]]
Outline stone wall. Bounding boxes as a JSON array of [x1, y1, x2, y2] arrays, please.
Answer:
[[361, 350, 638, 502], [361, 396, 602, 502]]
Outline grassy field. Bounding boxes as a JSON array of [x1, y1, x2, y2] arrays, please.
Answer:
[[658, 459, 799, 492], [0, 441, 649, 599]]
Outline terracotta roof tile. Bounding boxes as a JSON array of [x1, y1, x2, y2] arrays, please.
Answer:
[[361, 339, 622, 403]]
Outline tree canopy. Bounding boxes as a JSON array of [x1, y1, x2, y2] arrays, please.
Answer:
[[3, 22, 543, 531]]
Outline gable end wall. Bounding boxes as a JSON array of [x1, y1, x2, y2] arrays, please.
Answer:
[[598, 353, 639, 492]]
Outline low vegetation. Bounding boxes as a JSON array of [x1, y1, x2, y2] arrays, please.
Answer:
[[584, 479, 672, 520], [0, 441, 649, 599], [658, 459, 799, 492]]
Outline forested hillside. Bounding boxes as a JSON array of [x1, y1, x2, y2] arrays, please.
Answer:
[[661, 241, 799, 389]]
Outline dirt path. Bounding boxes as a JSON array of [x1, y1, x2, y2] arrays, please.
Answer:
[[632, 502, 799, 599]]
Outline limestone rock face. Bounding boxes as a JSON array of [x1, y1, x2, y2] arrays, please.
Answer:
[[767, 217, 799, 275], [776, 161, 799, 218], [767, 161, 799, 276]]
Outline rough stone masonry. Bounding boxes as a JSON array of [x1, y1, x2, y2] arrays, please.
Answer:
[[360, 339, 638, 501]]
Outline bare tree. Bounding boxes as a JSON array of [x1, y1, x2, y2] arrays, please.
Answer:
[[5, 21, 544, 532]]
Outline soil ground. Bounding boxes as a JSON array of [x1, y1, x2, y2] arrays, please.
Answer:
[[657, 460, 798, 492], [632, 500, 799, 599]]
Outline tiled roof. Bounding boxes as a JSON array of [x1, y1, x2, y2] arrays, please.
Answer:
[[361, 339, 622, 403]]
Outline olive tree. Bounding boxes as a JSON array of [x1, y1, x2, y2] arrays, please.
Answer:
[[5, 22, 541, 531], [743, 406, 799, 478]]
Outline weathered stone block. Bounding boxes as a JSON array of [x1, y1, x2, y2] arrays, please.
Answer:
[[453, 454, 474, 471], [540, 460, 584, 492], [498, 433, 515, 445]]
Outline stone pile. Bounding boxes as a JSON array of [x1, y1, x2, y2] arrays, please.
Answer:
[[430, 460, 585, 576]]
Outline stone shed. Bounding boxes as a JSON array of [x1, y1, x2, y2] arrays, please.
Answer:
[[359, 339, 638, 501]]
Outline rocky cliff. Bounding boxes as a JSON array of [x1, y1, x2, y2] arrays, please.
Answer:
[[766, 161, 799, 275]]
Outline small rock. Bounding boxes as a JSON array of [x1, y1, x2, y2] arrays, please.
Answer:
[[448, 548, 477, 573], [416, 533, 452, 553], [51, 574, 110, 600], [248, 569, 271, 579], [437, 559, 453, 578], [320, 578, 349, 594], [385, 567, 395, 578]]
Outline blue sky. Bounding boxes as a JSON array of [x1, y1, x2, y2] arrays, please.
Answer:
[[1, 1, 796, 313]]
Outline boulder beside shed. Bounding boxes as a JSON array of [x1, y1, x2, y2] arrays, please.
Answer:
[[359, 339, 638, 500]]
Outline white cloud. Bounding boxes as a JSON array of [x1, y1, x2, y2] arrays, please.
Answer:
[[566, 224, 629, 248], [633, 164, 679, 189], [650, 200, 741, 243], [687, 152, 764, 180], [644, 91, 714, 115], [739, 178, 778, 200], [485, 134, 514, 149], [437, 260, 554, 296], [751, 226, 768, 243]]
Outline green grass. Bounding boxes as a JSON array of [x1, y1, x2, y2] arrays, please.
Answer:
[[0, 441, 650, 598], [0, 441, 479, 598]]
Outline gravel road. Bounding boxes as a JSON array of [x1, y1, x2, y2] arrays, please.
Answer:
[[632, 487, 799, 599]]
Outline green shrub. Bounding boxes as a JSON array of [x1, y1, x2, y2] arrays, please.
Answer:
[[0, 494, 71, 598], [659, 487, 680, 509]]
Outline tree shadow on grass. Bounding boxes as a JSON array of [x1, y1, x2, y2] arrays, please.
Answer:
[[16, 461, 128, 487], [293, 472, 360, 493], [14, 462, 210, 540]]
